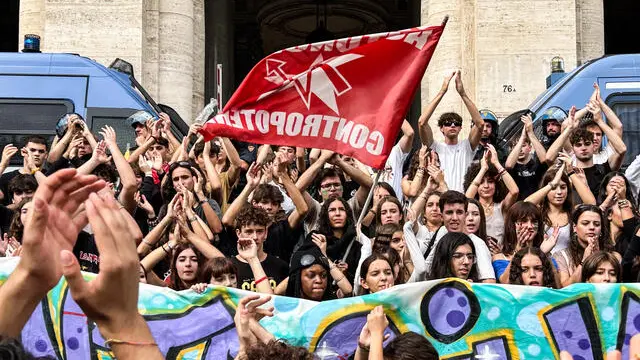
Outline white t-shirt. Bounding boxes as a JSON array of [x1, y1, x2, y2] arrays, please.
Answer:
[[424, 226, 496, 281], [432, 139, 475, 192], [379, 144, 410, 204]]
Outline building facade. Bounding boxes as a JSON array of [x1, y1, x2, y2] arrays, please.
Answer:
[[18, 0, 604, 136]]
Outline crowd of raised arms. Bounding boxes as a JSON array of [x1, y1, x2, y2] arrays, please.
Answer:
[[2, 70, 640, 359]]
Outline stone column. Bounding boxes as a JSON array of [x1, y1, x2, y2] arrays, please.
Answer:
[[19, 0, 45, 50], [192, 0, 205, 117], [575, 0, 604, 64], [158, 0, 194, 122]]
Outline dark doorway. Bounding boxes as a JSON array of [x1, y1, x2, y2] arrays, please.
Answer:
[[604, 0, 640, 54], [0, 0, 19, 52]]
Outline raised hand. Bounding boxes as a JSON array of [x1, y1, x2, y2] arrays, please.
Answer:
[[234, 295, 274, 348], [486, 144, 500, 166], [540, 225, 559, 254], [19, 169, 106, 292], [521, 113, 534, 134], [138, 155, 152, 174], [418, 145, 428, 168], [60, 192, 151, 343], [246, 162, 262, 188], [159, 112, 172, 134], [311, 233, 328, 256], [100, 125, 118, 146], [440, 71, 456, 94], [549, 163, 565, 190], [366, 305, 389, 336], [454, 70, 465, 96], [237, 238, 259, 261], [189, 123, 203, 136], [92, 141, 112, 164], [191, 283, 208, 294], [1, 144, 18, 167]]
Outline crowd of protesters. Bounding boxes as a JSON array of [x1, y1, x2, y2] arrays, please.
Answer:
[[2, 70, 640, 359]]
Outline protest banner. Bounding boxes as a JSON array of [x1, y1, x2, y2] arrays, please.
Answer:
[[1, 259, 638, 360], [199, 24, 445, 169]]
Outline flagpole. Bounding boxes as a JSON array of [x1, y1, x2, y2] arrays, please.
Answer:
[[341, 169, 382, 264]]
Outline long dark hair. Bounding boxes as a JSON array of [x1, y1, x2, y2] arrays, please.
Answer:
[[502, 201, 544, 256], [375, 196, 404, 227], [540, 167, 573, 227], [597, 172, 637, 210], [428, 232, 478, 281], [359, 253, 395, 294], [568, 205, 612, 268], [509, 247, 557, 288], [405, 151, 428, 188], [169, 243, 205, 291], [581, 251, 621, 283], [463, 162, 507, 203], [161, 161, 198, 203], [317, 196, 354, 237], [466, 198, 487, 241]]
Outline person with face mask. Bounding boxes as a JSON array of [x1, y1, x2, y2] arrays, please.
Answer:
[[423, 191, 495, 282]]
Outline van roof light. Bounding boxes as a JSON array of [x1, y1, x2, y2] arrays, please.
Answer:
[[109, 58, 135, 78], [23, 34, 41, 53], [551, 56, 564, 73]]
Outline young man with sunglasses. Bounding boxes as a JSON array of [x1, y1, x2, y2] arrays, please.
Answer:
[[418, 70, 484, 192]]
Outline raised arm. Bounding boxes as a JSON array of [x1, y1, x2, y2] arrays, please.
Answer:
[[311, 233, 353, 296], [558, 152, 596, 205], [296, 147, 307, 173], [594, 83, 623, 137], [159, 112, 182, 151], [179, 216, 224, 259], [273, 153, 308, 229], [128, 122, 161, 164], [455, 70, 483, 149], [403, 219, 427, 282], [101, 126, 138, 213], [487, 145, 519, 213], [524, 165, 563, 205], [521, 113, 547, 162], [465, 152, 489, 199], [47, 119, 76, 163], [402, 146, 428, 198], [237, 238, 274, 294], [589, 100, 626, 170], [221, 137, 243, 184], [296, 150, 333, 192], [333, 153, 373, 206], [419, 72, 455, 146], [505, 127, 527, 170], [398, 119, 415, 154], [222, 163, 261, 227], [545, 106, 576, 164]]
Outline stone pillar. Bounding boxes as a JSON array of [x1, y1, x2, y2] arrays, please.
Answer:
[[192, 0, 205, 117], [575, 0, 604, 64], [158, 0, 194, 122], [142, 0, 160, 100], [19, 0, 45, 49]]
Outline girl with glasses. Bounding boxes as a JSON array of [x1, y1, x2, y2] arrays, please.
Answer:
[[428, 232, 478, 282]]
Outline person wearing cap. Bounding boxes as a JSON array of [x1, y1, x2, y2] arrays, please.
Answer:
[[418, 70, 483, 192], [473, 109, 508, 164], [284, 234, 353, 300]]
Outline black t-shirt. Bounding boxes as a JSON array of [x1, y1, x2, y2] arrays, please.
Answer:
[[231, 255, 288, 292], [0, 170, 20, 205], [73, 231, 100, 274], [263, 219, 303, 264], [509, 158, 548, 201], [583, 162, 611, 199]]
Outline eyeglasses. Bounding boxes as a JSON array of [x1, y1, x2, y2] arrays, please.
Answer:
[[320, 182, 342, 190], [452, 253, 476, 263], [442, 121, 462, 127]]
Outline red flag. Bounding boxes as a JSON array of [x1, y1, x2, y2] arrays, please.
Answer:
[[200, 24, 445, 169]]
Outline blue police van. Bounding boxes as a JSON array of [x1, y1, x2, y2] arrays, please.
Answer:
[[0, 52, 188, 165], [499, 54, 640, 167]]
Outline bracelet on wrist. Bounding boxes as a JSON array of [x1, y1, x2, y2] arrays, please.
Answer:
[[566, 171, 576, 177]]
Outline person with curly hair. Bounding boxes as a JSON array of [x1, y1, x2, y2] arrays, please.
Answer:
[[464, 145, 519, 244], [509, 247, 558, 288]]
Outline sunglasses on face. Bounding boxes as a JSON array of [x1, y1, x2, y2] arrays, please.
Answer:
[[442, 121, 462, 127]]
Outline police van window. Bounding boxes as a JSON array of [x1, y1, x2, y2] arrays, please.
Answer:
[[609, 97, 640, 167], [91, 116, 136, 153], [0, 99, 71, 166]]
